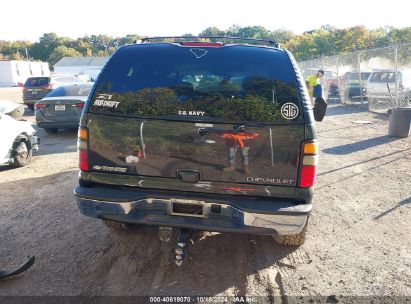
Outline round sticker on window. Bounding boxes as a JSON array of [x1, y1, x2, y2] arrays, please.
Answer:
[[281, 103, 299, 120]]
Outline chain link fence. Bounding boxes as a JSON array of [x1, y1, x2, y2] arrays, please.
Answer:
[[298, 43, 411, 113]]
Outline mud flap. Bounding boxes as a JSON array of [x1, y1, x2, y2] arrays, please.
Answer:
[[313, 97, 327, 121], [0, 256, 35, 279]]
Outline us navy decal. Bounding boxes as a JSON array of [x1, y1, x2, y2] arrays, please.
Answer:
[[178, 110, 205, 116]]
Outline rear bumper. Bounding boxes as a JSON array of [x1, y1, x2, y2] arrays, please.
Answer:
[[74, 185, 311, 236], [37, 121, 79, 129], [36, 113, 79, 129]]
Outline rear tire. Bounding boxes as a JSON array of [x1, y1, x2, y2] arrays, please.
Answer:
[[13, 140, 32, 167], [273, 218, 308, 246], [44, 128, 58, 134]]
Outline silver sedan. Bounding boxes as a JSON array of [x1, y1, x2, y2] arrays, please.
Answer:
[[35, 83, 93, 133]]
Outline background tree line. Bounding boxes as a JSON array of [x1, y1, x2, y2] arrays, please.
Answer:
[[0, 25, 410, 68]]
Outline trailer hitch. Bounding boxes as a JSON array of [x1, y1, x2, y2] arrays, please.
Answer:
[[158, 227, 195, 267], [0, 256, 35, 280], [174, 228, 193, 267]]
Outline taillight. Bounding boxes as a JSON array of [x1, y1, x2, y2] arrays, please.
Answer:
[[300, 166, 316, 188], [299, 141, 318, 188], [180, 42, 223, 47], [79, 150, 89, 171], [34, 103, 47, 109], [23, 87, 28, 93], [72, 103, 85, 108], [78, 127, 89, 171]]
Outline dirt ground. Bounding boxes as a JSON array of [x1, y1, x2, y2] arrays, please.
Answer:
[[0, 87, 410, 302]]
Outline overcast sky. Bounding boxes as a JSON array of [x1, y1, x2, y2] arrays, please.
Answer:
[[1, 0, 409, 42]]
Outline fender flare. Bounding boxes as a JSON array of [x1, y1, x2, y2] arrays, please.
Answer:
[[11, 133, 31, 156]]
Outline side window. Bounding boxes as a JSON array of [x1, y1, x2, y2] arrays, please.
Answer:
[[380, 73, 389, 82], [373, 73, 381, 82]]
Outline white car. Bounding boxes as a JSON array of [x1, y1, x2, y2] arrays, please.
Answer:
[[366, 69, 411, 108], [0, 113, 39, 167], [0, 100, 25, 119]]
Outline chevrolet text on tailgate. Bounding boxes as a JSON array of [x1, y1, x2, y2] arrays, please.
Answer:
[[74, 36, 327, 265]]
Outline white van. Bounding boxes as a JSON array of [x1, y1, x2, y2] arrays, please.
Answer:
[[366, 69, 411, 108]]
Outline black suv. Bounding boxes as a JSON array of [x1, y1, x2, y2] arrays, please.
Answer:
[[74, 37, 326, 246], [22, 75, 82, 111]]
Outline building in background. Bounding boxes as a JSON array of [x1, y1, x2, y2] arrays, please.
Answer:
[[53, 57, 108, 81], [0, 61, 50, 87]]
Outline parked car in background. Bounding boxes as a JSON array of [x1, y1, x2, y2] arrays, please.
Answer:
[[367, 69, 411, 109], [344, 71, 371, 101], [0, 113, 39, 167], [35, 83, 93, 134], [340, 72, 351, 86], [75, 74, 92, 82], [23, 75, 85, 111]]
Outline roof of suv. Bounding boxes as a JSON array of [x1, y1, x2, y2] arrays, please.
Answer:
[[139, 36, 281, 48]]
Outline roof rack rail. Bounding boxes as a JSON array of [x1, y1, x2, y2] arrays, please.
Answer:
[[140, 36, 280, 48]]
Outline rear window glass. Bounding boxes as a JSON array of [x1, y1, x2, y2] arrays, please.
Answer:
[[24, 77, 49, 87], [46, 85, 92, 97], [89, 44, 303, 124]]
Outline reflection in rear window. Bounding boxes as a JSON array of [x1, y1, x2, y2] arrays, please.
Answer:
[[46, 85, 92, 97], [89, 44, 302, 124], [24, 77, 50, 87]]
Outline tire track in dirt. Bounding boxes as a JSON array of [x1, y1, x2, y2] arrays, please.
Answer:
[[149, 242, 174, 293], [81, 226, 160, 295], [251, 235, 320, 301], [155, 231, 251, 296], [245, 236, 273, 298]]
